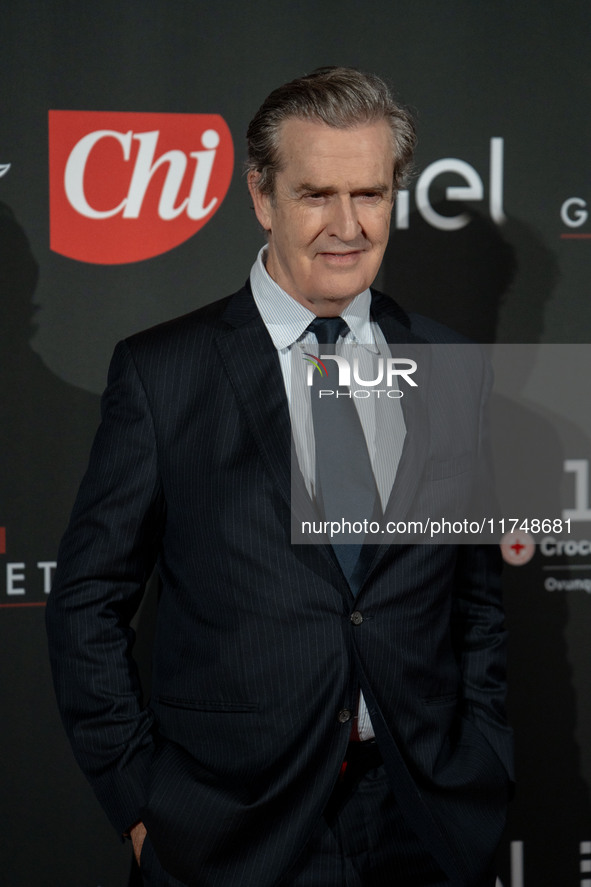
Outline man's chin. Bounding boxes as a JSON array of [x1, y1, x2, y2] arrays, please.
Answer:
[[302, 289, 366, 317]]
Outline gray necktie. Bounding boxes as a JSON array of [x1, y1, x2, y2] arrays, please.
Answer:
[[308, 317, 380, 587]]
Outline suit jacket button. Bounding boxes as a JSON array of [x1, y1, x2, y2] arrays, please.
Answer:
[[338, 708, 352, 724], [350, 611, 363, 625]]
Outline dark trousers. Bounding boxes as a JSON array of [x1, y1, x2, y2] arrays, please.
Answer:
[[130, 745, 477, 886], [278, 744, 448, 887]]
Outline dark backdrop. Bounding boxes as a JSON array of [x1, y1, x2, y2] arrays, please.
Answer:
[[2, 3, 590, 885]]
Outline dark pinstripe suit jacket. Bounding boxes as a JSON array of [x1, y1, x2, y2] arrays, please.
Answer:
[[46, 284, 513, 887]]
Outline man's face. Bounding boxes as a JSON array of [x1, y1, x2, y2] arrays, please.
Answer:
[[248, 118, 395, 316]]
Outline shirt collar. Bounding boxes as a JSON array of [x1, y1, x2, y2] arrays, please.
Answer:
[[250, 246, 377, 351]]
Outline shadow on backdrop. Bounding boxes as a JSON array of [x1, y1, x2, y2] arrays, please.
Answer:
[[0, 202, 131, 887], [385, 206, 591, 885]]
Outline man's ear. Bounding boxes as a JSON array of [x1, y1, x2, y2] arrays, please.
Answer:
[[247, 171, 272, 232]]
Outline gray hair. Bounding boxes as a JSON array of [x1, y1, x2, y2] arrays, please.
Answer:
[[246, 66, 417, 197]]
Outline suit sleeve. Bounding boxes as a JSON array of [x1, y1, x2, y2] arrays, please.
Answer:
[[452, 544, 513, 777], [46, 340, 165, 834], [452, 357, 514, 781]]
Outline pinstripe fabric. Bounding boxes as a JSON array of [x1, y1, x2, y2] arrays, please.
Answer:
[[277, 764, 453, 887], [46, 283, 512, 887]]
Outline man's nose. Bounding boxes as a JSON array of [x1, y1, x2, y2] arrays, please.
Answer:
[[327, 196, 360, 241]]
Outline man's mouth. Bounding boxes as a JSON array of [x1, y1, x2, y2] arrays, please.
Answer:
[[318, 249, 364, 262]]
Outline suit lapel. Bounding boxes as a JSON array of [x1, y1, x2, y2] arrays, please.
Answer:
[[370, 290, 431, 520], [215, 283, 354, 588], [359, 291, 432, 586], [216, 284, 293, 509]]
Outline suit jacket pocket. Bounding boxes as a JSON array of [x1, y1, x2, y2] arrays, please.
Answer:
[[153, 694, 258, 712]]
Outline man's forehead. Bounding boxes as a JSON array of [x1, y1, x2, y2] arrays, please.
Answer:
[[275, 116, 395, 177]]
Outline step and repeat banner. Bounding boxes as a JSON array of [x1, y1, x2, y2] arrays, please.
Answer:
[[2, 2, 590, 885]]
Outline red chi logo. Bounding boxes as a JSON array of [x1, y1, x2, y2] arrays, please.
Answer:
[[49, 111, 234, 264]]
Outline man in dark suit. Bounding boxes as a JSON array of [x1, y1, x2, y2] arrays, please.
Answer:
[[46, 67, 513, 887]]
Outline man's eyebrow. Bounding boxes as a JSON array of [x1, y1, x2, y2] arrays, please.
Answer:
[[353, 182, 392, 194], [294, 182, 391, 195], [294, 182, 337, 195]]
